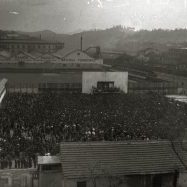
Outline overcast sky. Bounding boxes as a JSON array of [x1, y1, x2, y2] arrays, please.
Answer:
[[0, 0, 187, 33]]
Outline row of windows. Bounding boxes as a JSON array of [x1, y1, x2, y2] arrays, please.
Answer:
[[62, 59, 94, 62], [16, 61, 84, 68], [0, 44, 59, 50], [39, 83, 82, 89]]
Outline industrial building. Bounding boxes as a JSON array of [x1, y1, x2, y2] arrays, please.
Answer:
[[0, 38, 64, 54], [0, 46, 128, 94]]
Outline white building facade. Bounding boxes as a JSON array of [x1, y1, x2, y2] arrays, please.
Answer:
[[82, 72, 128, 94]]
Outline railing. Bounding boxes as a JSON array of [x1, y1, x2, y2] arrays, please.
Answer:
[[128, 82, 180, 95], [6, 82, 83, 94], [92, 86, 122, 94], [0, 159, 37, 170]]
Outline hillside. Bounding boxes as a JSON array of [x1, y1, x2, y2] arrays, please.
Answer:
[[18, 30, 69, 42], [18, 26, 133, 53], [3, 26, 187, 55]]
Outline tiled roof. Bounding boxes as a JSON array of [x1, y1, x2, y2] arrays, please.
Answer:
[[60, 141, 187, 179]]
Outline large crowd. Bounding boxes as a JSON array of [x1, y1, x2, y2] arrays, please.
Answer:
[[0, 92, 187, 169]]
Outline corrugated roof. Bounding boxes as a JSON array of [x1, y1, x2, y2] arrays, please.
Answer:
[[60, 141, 187, 179], [15, 51, 36, 59], [62, 49, 94, 59]]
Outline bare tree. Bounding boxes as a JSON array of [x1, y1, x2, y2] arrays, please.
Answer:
[[88, 161, 101, 187]]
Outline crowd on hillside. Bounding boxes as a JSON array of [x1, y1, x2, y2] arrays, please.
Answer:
[[0, 92, 186, 169]]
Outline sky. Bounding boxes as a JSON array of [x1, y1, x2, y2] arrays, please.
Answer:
[[0, 0, 187, 33]]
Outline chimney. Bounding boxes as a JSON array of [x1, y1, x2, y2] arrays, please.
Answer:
[[96, 46, 101, 58], [182, 128, 187, 149], [80, 35, 83, 51], [40, 34, 42, 40], [183, 128, 187, 141]]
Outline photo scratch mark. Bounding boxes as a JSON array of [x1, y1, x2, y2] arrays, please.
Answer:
[[9, 11, 20, 15]]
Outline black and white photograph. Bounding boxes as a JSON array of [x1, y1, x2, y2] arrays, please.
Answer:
[[0, 0, 187, 187]]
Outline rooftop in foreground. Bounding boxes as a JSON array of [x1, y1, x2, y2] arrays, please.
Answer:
[[60, 140, 187, 179]]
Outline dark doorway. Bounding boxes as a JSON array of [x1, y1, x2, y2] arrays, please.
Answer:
[[153, 174, 162, 187], [77, 181, 87, 187]]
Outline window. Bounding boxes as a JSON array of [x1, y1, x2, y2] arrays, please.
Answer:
[[41, 164, 61, 171], [97, 81, 114, 90], [77, 181, 86, 187]]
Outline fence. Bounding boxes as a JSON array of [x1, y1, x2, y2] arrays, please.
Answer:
[[6, 82, 39, 94], [5, 81, 183, 95], [6, 82, 83, 94], [128, 82, 180, 95]]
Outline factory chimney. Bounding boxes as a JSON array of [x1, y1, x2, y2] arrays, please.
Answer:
[[96, 46, 101, 58], [80, 35, 83, 51]]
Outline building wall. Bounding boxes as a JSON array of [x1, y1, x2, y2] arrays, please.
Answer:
[[0, 170, 178, 187], [63, 174, 175, 187], [82, 72, 128, 94], [63, 177, 128, 187], [0, 72, 82, 91], [0, 42, 64, 53], [0, 72, 82, 93], [39, 171, 62, 187]]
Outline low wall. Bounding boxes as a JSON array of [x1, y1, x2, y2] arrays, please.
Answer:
[[178, 172, 187, 187], [0, 169, 38, 187], [39, 171, 62, 187]]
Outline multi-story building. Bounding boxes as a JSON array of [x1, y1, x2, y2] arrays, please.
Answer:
[[0, 38, 64, 53]]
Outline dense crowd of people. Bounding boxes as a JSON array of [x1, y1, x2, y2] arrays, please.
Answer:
[[0, 92, 186, 169]]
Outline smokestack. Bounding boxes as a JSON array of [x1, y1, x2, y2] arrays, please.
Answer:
[[81, 35, 83, 51], [96, 46, 101, 58], [183, 129, 187, 141], [182, 128, 187, 149], [40, 34, 42, 40]]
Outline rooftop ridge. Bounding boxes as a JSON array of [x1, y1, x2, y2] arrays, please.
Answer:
[[60, 140, 181, 145]]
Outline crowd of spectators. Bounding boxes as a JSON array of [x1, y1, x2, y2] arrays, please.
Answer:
[[0, 92, 186, 169]]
